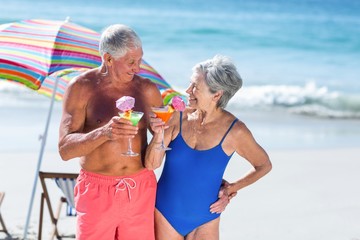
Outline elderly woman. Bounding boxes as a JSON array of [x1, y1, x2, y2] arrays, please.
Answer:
[[146, 55, 272, 240]]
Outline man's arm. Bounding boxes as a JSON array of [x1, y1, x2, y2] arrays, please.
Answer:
[[58, 77, 108, 160]]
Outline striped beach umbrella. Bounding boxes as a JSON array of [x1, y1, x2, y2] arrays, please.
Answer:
[[0, 18, 101, 89]]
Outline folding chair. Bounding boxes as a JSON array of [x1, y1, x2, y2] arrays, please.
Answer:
[[38, 171, 78, 240], [0, 192, 9, 236]]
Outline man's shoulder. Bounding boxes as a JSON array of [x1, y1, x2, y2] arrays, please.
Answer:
[[134, 75, 159, 90], [135, 74, 153, 84], [64, 70, 99, 101], [70, 69, 97, 86], [133, 75, 162, 104]]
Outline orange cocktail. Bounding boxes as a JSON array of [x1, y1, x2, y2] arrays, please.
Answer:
[[151, 106, 174, 123], [151, 106, 174, 150]]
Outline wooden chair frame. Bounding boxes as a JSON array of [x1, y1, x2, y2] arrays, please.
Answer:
[[0, 192, 9, 236], [38, 171, 78, 240]]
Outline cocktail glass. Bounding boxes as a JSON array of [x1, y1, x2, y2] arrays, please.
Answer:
[[151, 106, 174, 151], [119, 111, 144, 156]]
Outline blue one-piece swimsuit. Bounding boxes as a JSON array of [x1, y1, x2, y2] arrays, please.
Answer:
[[156, 112, 238, 236]]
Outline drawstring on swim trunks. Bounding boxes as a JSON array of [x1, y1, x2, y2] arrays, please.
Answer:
[[115, 178, 136, 201]]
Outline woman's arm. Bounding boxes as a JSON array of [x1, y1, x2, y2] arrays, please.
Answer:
[[144, 123, 166, 169], [210, 120, 272, 213], [227, 121, 272, 196], [145, 111, 180, 170]]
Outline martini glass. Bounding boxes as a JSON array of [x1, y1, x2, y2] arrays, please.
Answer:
[[119, 111, 144, 156], [151, 106, 174, 151]]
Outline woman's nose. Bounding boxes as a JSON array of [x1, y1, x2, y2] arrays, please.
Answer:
[[185, 84, 193, 93]]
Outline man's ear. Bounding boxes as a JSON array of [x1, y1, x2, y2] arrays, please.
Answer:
[[103, 53, 112, 66]]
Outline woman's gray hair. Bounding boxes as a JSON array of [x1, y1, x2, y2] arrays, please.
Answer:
[[99, 24, 142, 60], [192, 55, 243, 108]]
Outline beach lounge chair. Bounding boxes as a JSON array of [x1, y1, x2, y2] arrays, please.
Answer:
[[0, 192, 9, 236], [38, 172, 78, 240]]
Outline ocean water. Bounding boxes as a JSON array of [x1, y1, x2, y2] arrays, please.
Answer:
[[0, 0, 359, 152], [1, 0, 360, 118], [1, 0, 360, 117]]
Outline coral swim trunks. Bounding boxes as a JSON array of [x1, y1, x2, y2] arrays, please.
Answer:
[[74, 168, 157, 240]]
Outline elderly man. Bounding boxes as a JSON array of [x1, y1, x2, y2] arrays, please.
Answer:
[[59, 24, 162, 240]]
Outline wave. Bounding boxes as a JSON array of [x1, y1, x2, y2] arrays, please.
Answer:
[[2, 81, 360, 119], [0, 81, 52, 108], [228, 82, 360, 119]]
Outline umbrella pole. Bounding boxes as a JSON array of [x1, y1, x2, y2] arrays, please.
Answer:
[[23, 76, 60, 239]]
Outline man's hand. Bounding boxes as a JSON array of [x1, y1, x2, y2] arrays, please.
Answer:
[[104, 116, 138, 140], [209, 180, 237, 214]]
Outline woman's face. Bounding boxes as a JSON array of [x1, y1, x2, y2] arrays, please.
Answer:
[[185, 71, 214, 109]]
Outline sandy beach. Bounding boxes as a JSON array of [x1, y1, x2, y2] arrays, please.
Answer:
[[1, 99, 356, 239], [221, 147, 360, 240], [1, 148, 359, 240]]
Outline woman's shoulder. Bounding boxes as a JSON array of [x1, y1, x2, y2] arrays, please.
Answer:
[[229, 121, 254, 146], [222, 111, 249, 135]]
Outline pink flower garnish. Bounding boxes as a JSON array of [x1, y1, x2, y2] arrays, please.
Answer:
[[116, 96, 135, 112], [170, 96, 186, 111]]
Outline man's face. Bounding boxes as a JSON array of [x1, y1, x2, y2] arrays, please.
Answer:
[[111, 47, 143, 82]]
